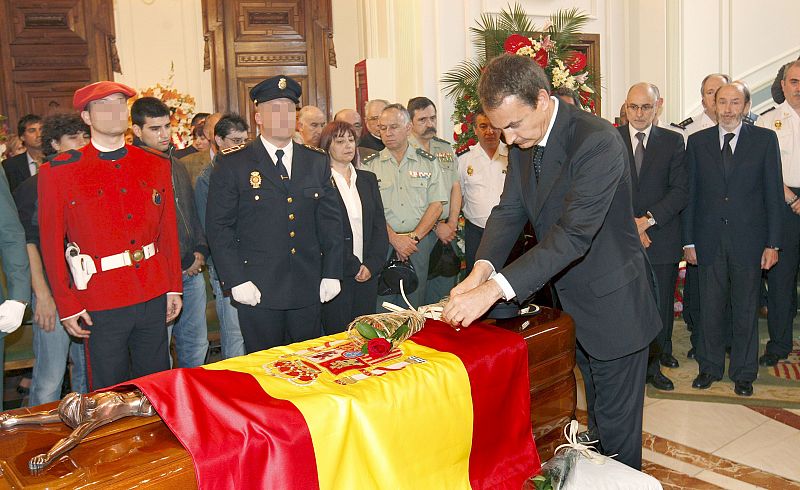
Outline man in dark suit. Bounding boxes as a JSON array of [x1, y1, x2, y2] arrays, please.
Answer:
[[683, 83, 783, 397], [443, 54, 660, 469], [358, 99, 388, 157], [618, 83, 688, 391], [206, 75, 343, 353], [2, 114, 43, 193]]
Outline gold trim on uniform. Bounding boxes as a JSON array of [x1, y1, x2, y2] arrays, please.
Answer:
[[775, 120, 783, 130], [221, 144, 245, 155], [250, 171, 262, 189], [467, 165, 474, 176]]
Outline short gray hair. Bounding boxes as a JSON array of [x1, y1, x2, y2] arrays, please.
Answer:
[[783, 60, 800, 81], [700, 73, 731, 96], [381, 103, 410, 125]]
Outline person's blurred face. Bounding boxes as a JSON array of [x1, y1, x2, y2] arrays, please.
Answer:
[[51, 131, 89, 153], [82, 93, 129, 137], [474, 114, 501, 153], [255, 99, 296, 141], [335, 109, 362, 135], [701, 75, 727, 116], [21, 121, 43, 150], [328, 130, 356, 165], [715, 85, 745, 132], [378, 109, 411, 152], [215, 129, 248, 150], [297, 107, 325, 147], [485, 92, 551, 149], [410, 104, 437, 141], [625, 84, 657, 131], [366, 101, 387, 136], [133, 115, 171, 152], [783, 65, 800, 110]]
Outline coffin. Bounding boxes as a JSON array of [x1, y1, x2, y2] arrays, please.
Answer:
[[0, 307, 575, 489]]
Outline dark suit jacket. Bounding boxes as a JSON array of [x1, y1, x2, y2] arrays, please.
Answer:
[[334, 169, 389, 278], [476, 102, 661, 361], [683, 124, 783, 266], [2, 152, 34, 194], [206, 140, 343, 310], [618, 124, 688, 264], [359, 132, 384, 152]]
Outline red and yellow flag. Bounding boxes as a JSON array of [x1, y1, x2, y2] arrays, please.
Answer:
[[125, 321, 540, 489]]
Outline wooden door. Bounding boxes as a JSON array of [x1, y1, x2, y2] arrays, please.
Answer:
[[0, 0, 117, 124], [203, 0, 334, 131]]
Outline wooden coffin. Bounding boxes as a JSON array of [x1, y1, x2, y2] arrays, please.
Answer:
[[0, 308, 576, 489]]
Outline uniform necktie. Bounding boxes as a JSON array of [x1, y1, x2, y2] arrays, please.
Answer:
[[275, 149, 290, 188], [634, 132, 645, 176], [722, 132, 735, 179], [532, 145, 544, 183]]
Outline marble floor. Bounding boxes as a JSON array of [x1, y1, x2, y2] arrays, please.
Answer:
[[575, 374, 800, 489]]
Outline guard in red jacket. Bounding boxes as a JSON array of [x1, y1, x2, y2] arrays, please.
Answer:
[[38, 81, 182, 390]]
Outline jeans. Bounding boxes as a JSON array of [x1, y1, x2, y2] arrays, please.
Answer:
[[209, 264, 245, 359], [167, 271, 209, 368], [0, 332, 5, 408], [29, 296, 87, 405]]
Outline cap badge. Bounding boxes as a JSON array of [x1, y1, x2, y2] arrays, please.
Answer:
[[250, 171, 262, 189], [278, 77, 287, 90]]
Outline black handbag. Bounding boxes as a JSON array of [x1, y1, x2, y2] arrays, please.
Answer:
[[377, 254, 419, 296]]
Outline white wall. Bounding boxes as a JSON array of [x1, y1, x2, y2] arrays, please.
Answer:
[[113, 0, 214, 115]]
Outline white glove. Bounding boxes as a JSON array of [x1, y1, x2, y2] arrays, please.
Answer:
[[320, 278, 341, 303], [0, 300, 27, 333], [231, 281, 261, 306]]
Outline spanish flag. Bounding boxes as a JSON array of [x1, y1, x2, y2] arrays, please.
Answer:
[[126, 321, 540, 489]]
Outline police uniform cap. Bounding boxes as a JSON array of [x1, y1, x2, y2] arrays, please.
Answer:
[[73, 81, 136, 111], [250, 75, 302, 105]]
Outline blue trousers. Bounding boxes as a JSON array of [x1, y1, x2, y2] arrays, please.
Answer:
[[209, 264, 245, 359], [167, 271, 209, 368]]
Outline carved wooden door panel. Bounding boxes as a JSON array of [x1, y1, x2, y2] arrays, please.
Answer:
[[0, 0, 117, 124], [203, 0, 333, 129]]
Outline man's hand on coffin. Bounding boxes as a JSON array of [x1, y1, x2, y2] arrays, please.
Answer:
[[320, 278, 341, 303], [166, 293, 183, 323], [232, 281, 262, 306], [63, 310, 93, 338], [443, 278, 503, 328]]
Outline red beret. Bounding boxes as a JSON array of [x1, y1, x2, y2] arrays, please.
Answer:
[[73, 81, 136, 111]]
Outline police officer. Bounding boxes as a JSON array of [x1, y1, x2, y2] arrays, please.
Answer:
[[758, 60, 800, 367], [38, 81, 183, 390], [362, 103, 448, 308], [205, 75, 343, 353], [406, 97, 461, 304]]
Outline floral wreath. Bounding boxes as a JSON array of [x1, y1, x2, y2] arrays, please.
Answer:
[[442, 4, 599, 153]]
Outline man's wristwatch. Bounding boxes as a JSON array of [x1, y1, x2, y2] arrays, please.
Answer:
[[645, 211, 656, 226], [410, 234, 420, 243]]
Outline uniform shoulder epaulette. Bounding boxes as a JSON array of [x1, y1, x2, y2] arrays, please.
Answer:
[[456, 146, 471, 157], [220, 144, 246, 155], [303, 144, 326, 154], [743, 114, 757, 125], [361, 152, 379, 164], [432, 136, 451, 144], [138, 145, 169, 159], [671, 117, 693, 130], [760, 106, 777, 116], [49, 149, 82, 167], [416, 148, 436, 161]]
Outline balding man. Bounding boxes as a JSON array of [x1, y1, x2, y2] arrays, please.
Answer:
[[618, 83, 688, 391], [334, 108, 363, 136], [181, 112, 222, 186], [683, 83, 783, 397], [360, 99, 388, 155], [296, 105, 326, 148]]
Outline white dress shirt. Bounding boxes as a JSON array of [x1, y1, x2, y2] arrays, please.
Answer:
[[458, 142, 508, 228], [26, 152, 38, 177], [331, 164, 364, 263], [260, 136, 293, 178], [718, 122, 742, 153], [628, 123, 653, 150], [757, 101, 800, 187]]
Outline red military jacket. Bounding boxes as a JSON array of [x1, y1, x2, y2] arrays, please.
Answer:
[[38, 143, 182, 319]]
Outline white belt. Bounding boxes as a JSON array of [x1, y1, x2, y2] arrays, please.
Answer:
[[99, 243, 157, 271]]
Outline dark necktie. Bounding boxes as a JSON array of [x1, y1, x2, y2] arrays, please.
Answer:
[[722, 132, 735, 179], [275, 149, 290, 188], [634, 132, 645, 176], [532, 145, 544, 183]]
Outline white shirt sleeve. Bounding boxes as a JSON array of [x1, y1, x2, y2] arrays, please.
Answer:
[[474, 259, 517, 300]]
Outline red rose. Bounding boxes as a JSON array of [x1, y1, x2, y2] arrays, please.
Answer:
[[367, 338, 392, 358], [579, 90, 591, 105], [461, 123, 468, 133], [466, 113, 475, 124], [533, 48, 549, 68], [503, 34, 531, 54], [467, 138, 477, 146], [565, 52, 587, 74], [453, 132, 459, 141]]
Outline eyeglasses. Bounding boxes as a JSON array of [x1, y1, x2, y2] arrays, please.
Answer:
[[224, 136, 247, 145], [627, 104, 654, 113]]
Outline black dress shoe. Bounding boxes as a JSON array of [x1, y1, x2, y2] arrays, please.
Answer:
[[660, 353, 679, 368], [687, 348, 696, 359], [758, 352, 784, 367], [647, 371, 675, 391], [734, 380, 753, 397], [692, 373, 720, 389]]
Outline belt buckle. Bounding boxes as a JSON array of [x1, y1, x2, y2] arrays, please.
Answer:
[[130, 249, 145, 263]]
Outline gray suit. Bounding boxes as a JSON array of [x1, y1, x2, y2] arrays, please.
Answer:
[[0, 169, 31, 408]]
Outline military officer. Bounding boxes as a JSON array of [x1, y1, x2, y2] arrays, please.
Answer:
[[406, 97, 461, 304], [758, 60, 800, 367], [205, 75, 343, 353], [37, 81, 183, 390], [362, 103, 448, 308]]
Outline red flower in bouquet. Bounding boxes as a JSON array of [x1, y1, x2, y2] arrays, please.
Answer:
[[465, 113, 475, 124], [503, 34, 531, 54], [367, 338, 392, 358], [532, 48, 549, 69], [565, 52, 587, 74]]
